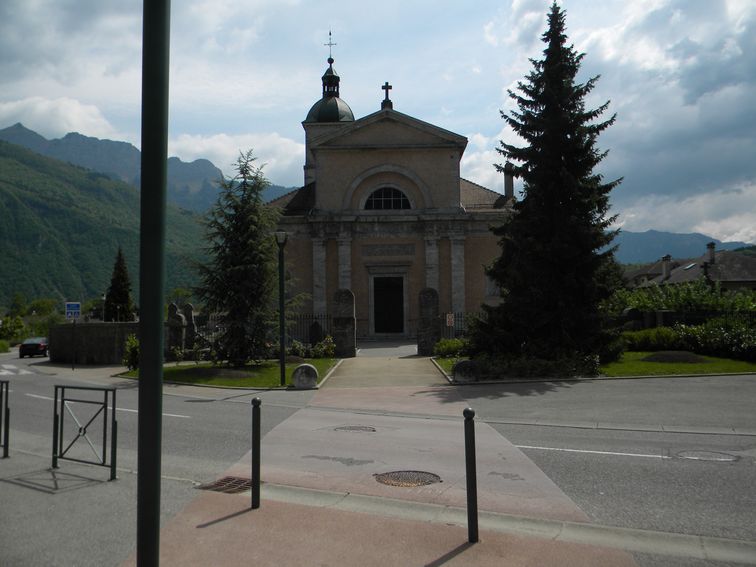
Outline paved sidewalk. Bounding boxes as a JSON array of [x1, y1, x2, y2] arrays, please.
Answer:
[[121, 346, 647, 566]]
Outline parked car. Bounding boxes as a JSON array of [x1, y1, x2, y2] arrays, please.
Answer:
[[19, 337, 48, 358]]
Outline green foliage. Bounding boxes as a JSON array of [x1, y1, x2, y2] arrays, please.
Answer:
[[469, 3, 621, 363], [194, 150, 279, 366], [0, 339, 9, 353], [622, 327, 683, 352], [8, 292, 27, 316], [288, 335, 336, 359], [311, 335, 335, 358], [104, 247, 136, 321], [25, 311, 64, 337], [122, 334, 140, 370], [26, 297, 59, 316], [621, 317, 755, 362], [675, 317, 755, 362], [0, 315, 26, 342], [0, 140, 204, 308], [433, 338, 468, 358], [605, 280, 756, 315]]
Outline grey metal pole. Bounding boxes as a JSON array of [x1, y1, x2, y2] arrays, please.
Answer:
[[278, 243, 285, 387], [137, 0, 171, 564], [251, 397, 261, 509], [464, 407, 479, 543]]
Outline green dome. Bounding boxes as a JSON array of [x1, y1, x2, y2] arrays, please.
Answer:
[[305, 96, 354, 123], [304, 56, 354, 123]]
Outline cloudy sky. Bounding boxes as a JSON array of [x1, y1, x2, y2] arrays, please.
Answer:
[[1, 0, 754, 243]]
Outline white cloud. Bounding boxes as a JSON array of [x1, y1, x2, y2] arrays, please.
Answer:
[[169, 132, 304, 187], [616, 183, 756, 243], [0, 97, 119, 140]]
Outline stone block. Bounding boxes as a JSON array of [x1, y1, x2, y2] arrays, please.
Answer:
[[292, 364, 318, 389]]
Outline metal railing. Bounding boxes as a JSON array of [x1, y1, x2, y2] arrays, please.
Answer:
[[52, 386, 118, 480]]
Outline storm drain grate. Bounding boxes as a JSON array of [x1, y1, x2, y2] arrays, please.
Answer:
[[196, 476, 252, 494], [334, 425, 377, 433], [374, 470, 442, 487]]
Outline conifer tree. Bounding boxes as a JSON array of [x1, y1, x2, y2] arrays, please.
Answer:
[[104, 246, 136, 322], [470, 3, 622, 371], [195, 150, 278, 366]]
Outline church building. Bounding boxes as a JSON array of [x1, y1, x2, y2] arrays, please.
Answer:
[[271, 55, 514, 339]]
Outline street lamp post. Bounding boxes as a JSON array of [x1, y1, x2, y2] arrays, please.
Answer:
[[275, 231, 288, 387]]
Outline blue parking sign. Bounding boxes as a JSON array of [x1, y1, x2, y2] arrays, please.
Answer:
[[65, 302, 81, 320]]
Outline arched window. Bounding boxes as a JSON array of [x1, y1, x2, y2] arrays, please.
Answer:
[[364, 187, 411, 210]]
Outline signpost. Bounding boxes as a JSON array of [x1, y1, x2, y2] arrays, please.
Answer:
[[65, 302, 81, 370]]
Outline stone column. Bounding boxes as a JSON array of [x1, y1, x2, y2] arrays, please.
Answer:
[[337, 236, 352, 290], [450, 236, 466, 314], [424, 237, 439, 291], [312, 238, 327, 314], [417, 288, 441, 356], [332, 289, 356, 358]]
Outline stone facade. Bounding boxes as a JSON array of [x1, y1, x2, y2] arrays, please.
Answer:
[[271, 57, 512, 339]]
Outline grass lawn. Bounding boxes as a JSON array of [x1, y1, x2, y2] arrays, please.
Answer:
[[434, 352, 756, 378], [123, 358, 338, 388], [600, 351, 756, 377]]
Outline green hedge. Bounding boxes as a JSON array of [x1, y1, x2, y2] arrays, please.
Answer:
[[433, 338, 468, 358], [0, 339, 9, 353], [622, 316, 755, 362]]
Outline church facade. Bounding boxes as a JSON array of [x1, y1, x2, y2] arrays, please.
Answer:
[[271, 56, 513, 339]]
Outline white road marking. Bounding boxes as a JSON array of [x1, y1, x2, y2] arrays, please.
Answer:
[[516, 444, 670, 459], [25, 393, 190, 419], [2, 364, 18, 369], [0, 370, 11, 375]]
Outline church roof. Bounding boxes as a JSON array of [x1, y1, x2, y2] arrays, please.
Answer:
[[268, 183, 315, 214], [460, 178, 510, 210]]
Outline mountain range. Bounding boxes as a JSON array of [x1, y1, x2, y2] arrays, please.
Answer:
[[0, 123, 294, 212], [0, 123, 752, 307], [0, 139, 203, 307]]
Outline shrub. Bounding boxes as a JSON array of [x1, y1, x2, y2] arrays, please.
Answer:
[[675, 317, 755, 362], [123, 334, 140, 370], [0, 315, 26, 342], [433, 338, 468, 358], [0, 339, 9, 353], [622, 327, 682, 351], [288, 340, 309, 358], [312, 335, 335, 358]]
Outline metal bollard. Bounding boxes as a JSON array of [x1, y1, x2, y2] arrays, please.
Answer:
[[1, 380, 9, 458], [251, 398, 261, 509], [464, 407, 479, 543]]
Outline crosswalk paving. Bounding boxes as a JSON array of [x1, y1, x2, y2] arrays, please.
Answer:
[[0, 364, 33, 375]]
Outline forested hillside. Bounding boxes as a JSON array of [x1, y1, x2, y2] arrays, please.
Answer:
[[0, 140, 204, 308]]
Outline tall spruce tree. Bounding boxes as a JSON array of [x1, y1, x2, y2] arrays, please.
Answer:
[[195, 150, 278, 366], [471, 3, 622, 370], [104, 247, 136, 322]]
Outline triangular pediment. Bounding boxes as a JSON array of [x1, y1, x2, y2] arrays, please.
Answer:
[[310, 109, 467, 150]]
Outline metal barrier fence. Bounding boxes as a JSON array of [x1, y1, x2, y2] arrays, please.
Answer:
[[288, 313, 333, 343], [1, 380, 8, 458], [52, 386, 118, 480]]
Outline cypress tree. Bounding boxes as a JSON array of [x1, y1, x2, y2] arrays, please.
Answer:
[[104, 247, 135, 322], [471, 2, 622, 372], [195, 150, 278, 366]]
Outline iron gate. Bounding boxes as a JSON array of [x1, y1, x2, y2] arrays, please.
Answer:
[[52, 385, 118, 480]]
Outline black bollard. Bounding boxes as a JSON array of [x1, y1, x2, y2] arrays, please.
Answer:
[[464, 407, 479, 543], [251, 398, 261, 509]]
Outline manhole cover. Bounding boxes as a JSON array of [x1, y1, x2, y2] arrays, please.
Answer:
[[374, 470, 442, 487], [197, 476, 252, 494], [676, 451, 738, 462], [334, 425, 377, 432]]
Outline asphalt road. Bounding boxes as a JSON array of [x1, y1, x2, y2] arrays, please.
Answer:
[[2, 348, 755, 567]]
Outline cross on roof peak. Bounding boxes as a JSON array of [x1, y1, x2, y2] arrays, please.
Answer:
[[381, 82, 393, 110]]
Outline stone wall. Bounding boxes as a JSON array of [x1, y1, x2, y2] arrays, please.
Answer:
[[49, 322, 140, 365]]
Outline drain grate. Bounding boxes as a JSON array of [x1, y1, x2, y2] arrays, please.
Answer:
[[374, 470, 442, 487], [197, 476, 252, 494], [334, 425, 377, 433]]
